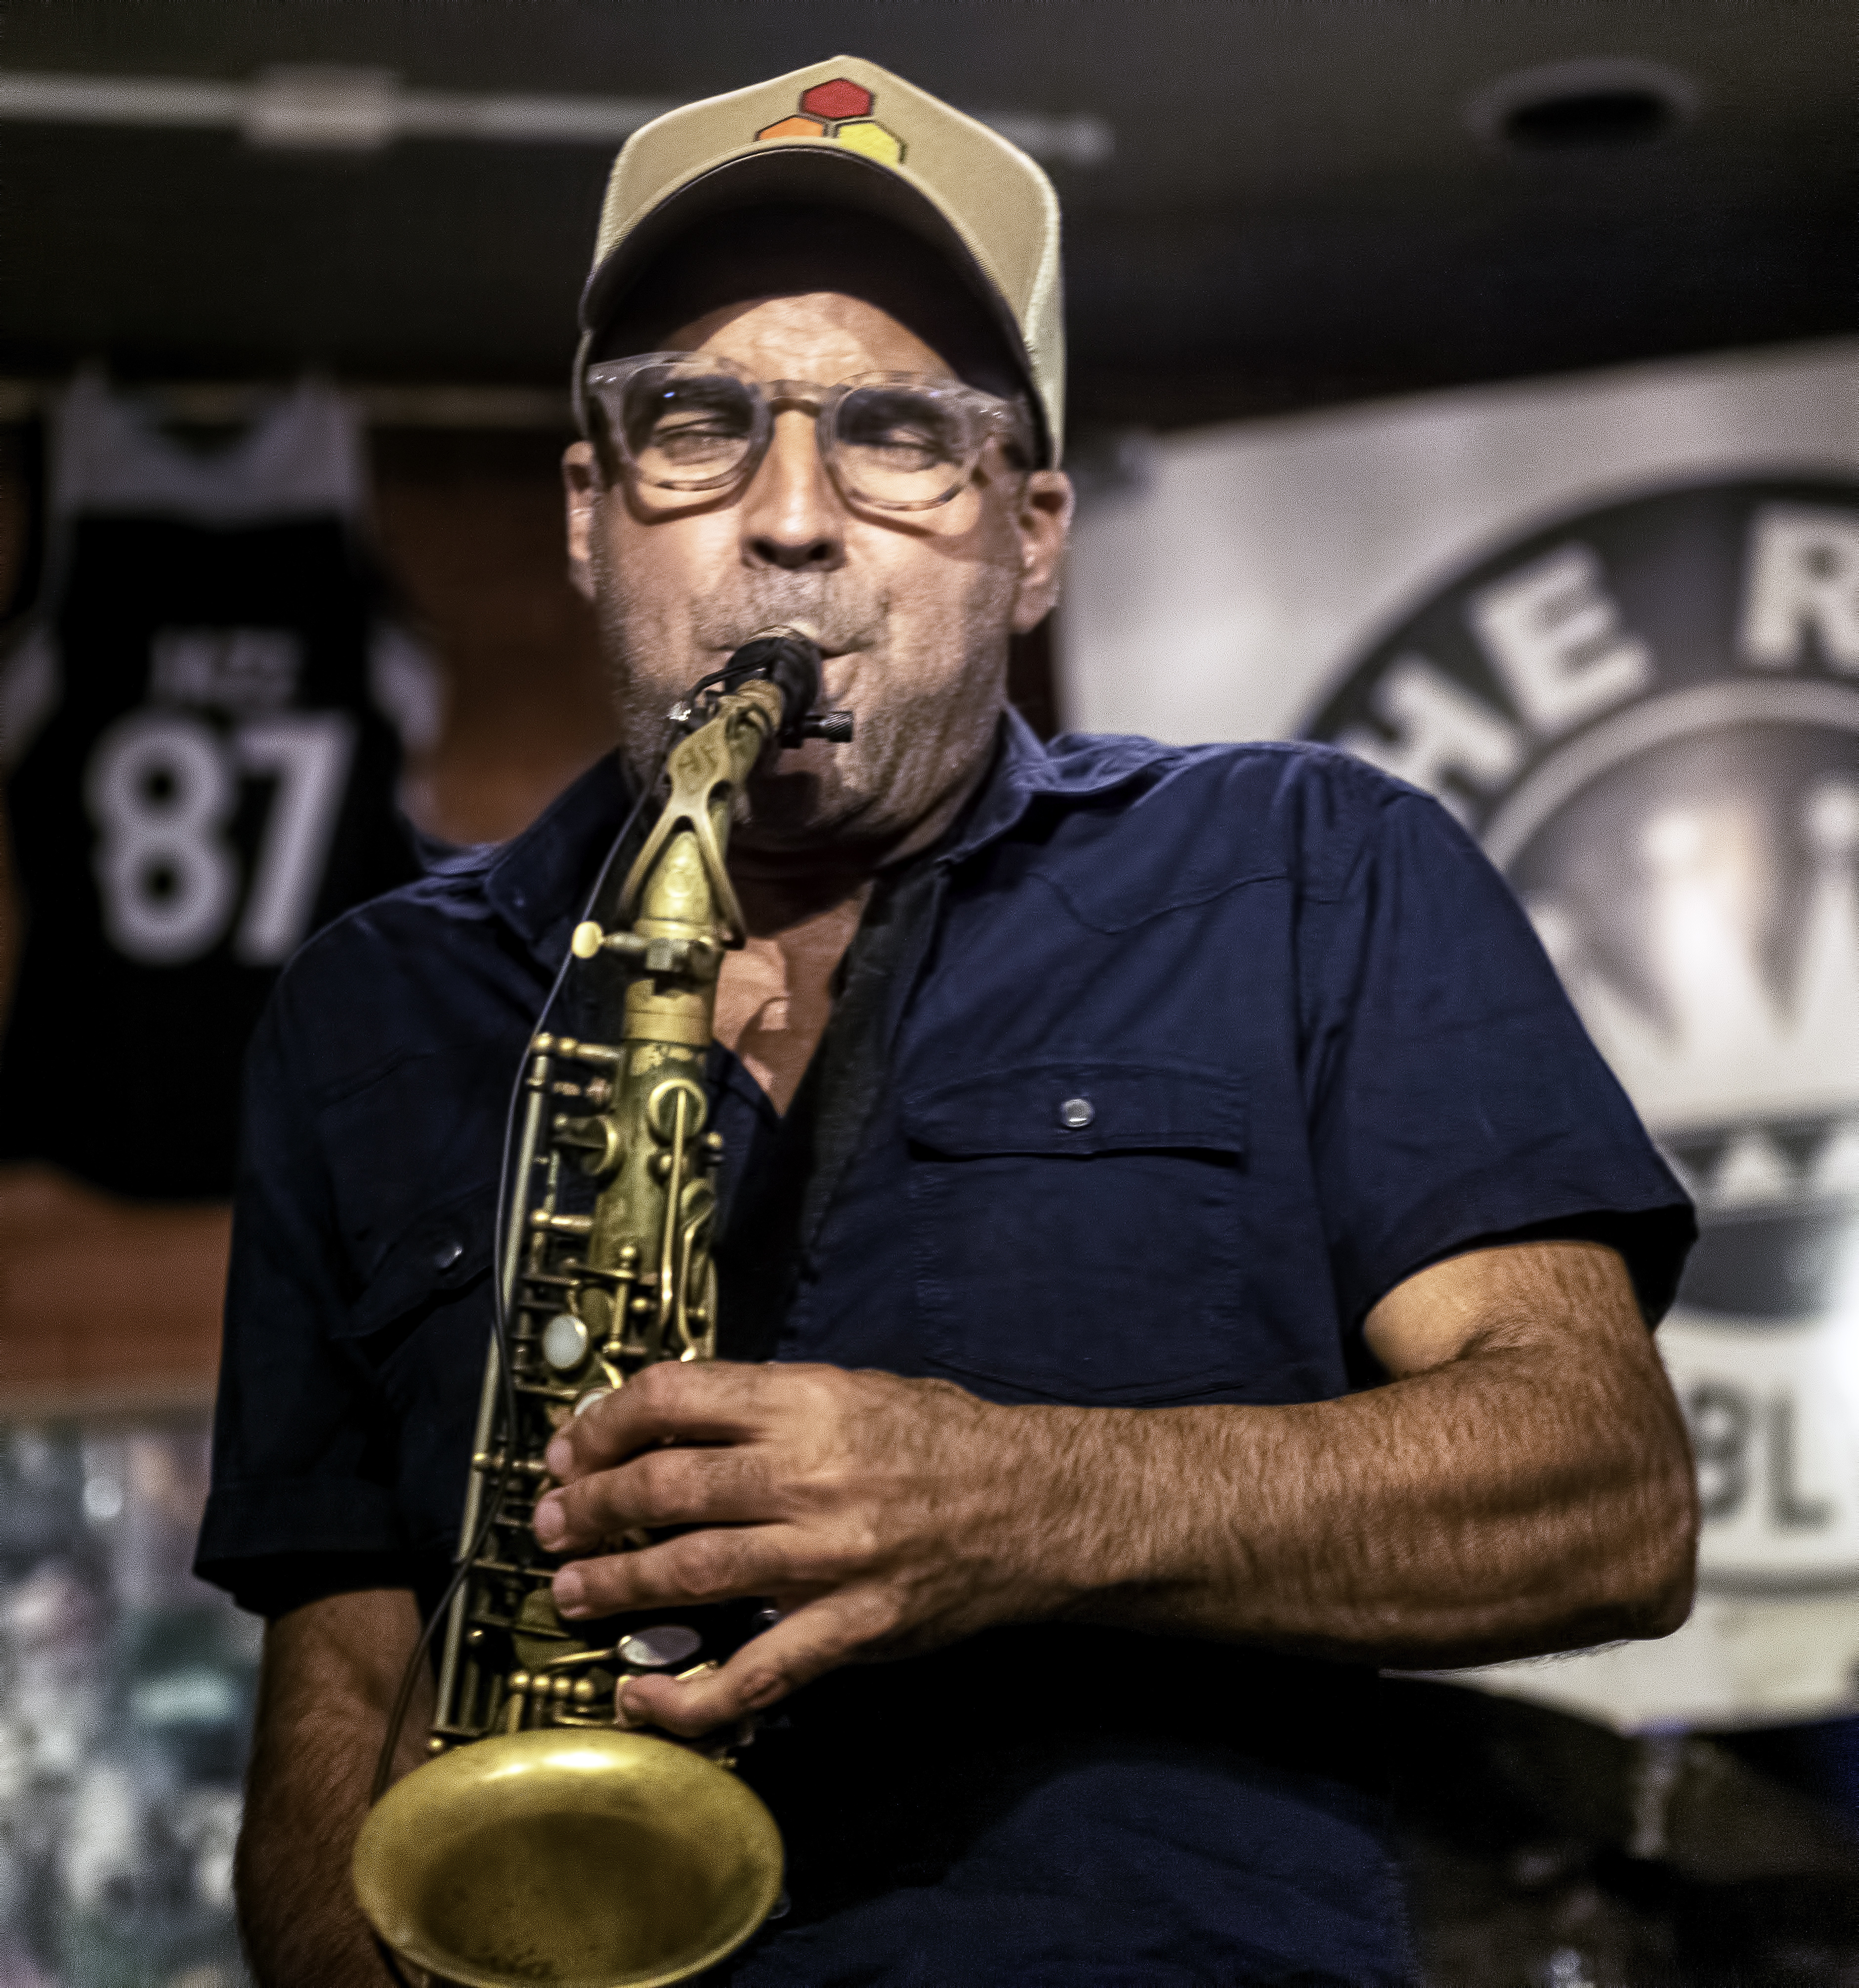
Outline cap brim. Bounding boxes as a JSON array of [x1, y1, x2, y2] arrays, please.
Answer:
[[576, 144, 1051, 465]]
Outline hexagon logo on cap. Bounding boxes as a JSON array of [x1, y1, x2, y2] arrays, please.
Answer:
[[756, 77, 904, 164], [800, 79, 872, 121]]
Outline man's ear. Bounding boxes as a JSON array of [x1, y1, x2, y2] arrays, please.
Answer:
[[1011, 470, 1075, 635], [563, 440, 600, 604]]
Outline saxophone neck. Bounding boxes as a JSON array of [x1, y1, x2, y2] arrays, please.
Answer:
[[616, 677, 784, 945], [612, 626, 852, 941]]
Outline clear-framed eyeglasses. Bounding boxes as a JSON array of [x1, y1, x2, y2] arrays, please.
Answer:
[[582, 352, 1031, 513]]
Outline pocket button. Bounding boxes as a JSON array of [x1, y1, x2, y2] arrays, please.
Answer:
[[1057, 1096, 1095, 1130], [432, 1237, 465, 1271]]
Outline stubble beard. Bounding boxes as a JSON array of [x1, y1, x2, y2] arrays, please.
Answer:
[[592, 545, 1016, 867]]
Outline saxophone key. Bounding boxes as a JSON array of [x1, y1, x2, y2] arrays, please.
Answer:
[[616, 1624, 704, 1671]]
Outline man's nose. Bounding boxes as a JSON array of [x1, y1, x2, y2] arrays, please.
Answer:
[[740, 410, 844, 571]]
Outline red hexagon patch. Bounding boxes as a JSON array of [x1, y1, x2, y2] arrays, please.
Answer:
[[800, 79, 874, 122]]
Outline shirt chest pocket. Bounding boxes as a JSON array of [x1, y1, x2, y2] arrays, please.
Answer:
[[901, 1062, 1248, 1404], [337, 1184, 497, 1407]]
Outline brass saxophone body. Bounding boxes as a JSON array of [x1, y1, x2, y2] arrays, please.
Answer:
[[353, 633, 848, 1988]]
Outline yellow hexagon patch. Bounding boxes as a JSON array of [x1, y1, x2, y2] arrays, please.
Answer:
[[832, 119, 905, 166]]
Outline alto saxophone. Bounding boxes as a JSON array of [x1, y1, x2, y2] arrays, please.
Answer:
[[353, 630, 850, 1988]]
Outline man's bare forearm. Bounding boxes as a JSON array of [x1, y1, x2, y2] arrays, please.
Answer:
[[237, 1590, 431, 1988], [1055, 1246, 1698, 1665], [1049, 1352, 1694, 1665]]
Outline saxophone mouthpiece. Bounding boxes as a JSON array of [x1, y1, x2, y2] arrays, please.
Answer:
[[723, 627, 852, 748]]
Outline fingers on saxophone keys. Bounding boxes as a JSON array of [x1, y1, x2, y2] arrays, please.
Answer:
[[553, 1525, 775, 1619], [617, 1599, 863, 1735], [547, 1362, 763, 1480], [617, 1664, 756, 1739], [537, 1452, 662, 1546], [534, 1450, 754, 1552]]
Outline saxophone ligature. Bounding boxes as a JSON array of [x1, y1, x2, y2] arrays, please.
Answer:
[[352, 629, 851, 1988]]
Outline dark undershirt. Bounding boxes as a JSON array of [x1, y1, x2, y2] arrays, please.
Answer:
[[716, 851, 945, 1363]]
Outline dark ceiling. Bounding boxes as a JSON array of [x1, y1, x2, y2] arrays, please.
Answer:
[[1, 1, 1853, 432]]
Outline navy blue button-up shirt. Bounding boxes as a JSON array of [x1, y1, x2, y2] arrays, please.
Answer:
[[199, 714, 1690, 1986]]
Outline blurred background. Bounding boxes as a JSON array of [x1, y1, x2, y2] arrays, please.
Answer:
[[0, 4, 1854, 1984]]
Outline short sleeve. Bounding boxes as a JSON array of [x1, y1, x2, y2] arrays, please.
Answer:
[[1298, 786, 1695, 1334], [193, 997, 422, 1613]]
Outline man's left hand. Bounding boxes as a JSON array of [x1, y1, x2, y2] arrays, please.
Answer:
[[534, 1362, 1083, 1737]]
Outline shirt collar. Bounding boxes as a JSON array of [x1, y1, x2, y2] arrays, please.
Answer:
[[482, 710, 1162, 966], [483, 751, 635, 964], [939, 707, 1155, 868]]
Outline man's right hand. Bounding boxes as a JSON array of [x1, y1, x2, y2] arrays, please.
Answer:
[[238, 1589, 430, 1988]]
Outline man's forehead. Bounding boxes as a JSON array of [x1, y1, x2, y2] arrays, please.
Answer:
[[668, 292, 951, 379]]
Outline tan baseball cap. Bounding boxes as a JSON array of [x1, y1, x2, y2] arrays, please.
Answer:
[[575, 54, 1065, 464]]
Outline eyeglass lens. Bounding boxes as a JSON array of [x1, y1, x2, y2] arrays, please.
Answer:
[[613, 362, 982, 509], [622, 367, 759, 488]]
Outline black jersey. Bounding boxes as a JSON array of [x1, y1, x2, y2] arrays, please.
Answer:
[[0, 377, 436, 1199]]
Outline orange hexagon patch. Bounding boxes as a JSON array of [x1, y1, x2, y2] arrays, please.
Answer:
[[756, 114, 827, 141]]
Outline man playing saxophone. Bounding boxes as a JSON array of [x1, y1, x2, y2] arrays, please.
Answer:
[[199, 56, 1698, 1987]]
